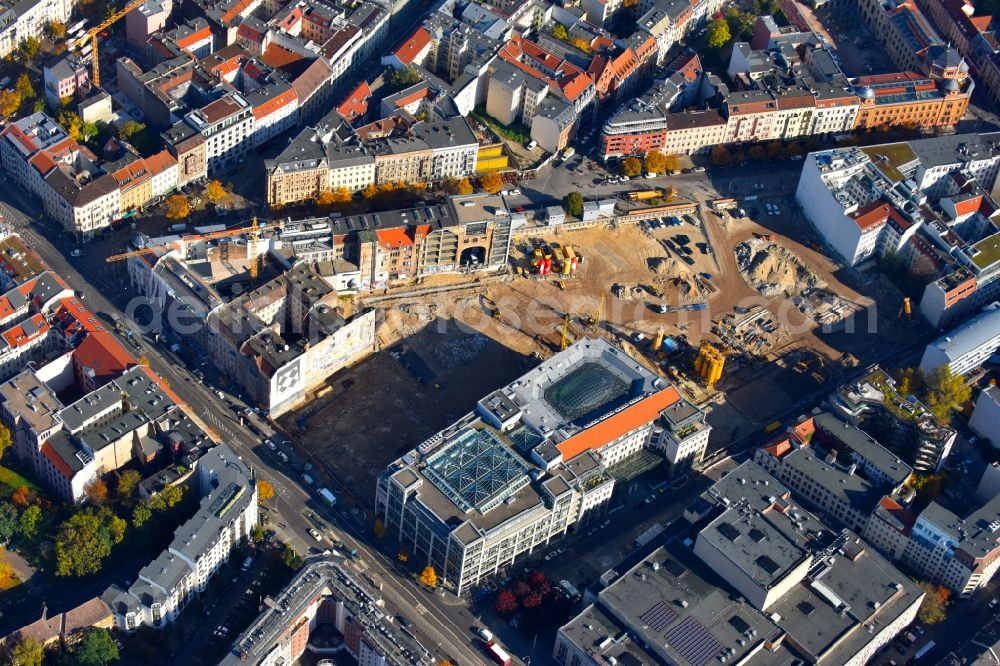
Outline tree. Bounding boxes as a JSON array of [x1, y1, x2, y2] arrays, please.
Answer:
[[258, 479, 275, 503], [924, 364, 971, 419], [456, 177, 474, 195], [165, 195, 190, 221], [522, 592, 542, 608], [711, 144, 731, 167], [644, 150, 667, 174], [132, 503, 151, 529], [54, 508, 125, 576], [18, 37, 40, 60], [0, 422, 11, 460], [15, 74, 34, 101], [528, 570, 546, 587], [552, 24, 569, 40], [479, 172, 503, 194], [9, 636, 43, 666], [119, 119, 145, 140], [389, 67, 422, 89], [373, 518, 386, 539], [622, 156, 643, 177], [707, 18, 731, 49], [495, 589, 517, 613], [75, 627, 119, 666], [80, 122, 99, 142], [0, 90, 21, 121], [10, 485, 30, 507], [281, 544, 303, 570], [749, 145, 766, 162], [419, 565, 437, 588], [205, 179, 229, 203], [725, 7, 755, 38], [86, 479, 109, 505], [915, 581, 949, 625], [47, 20, 67, 39], [315, 190, 336, 205], [788, 141, 804, 157], [0, 502, 18, 541], [18, 505, 40, 541], [149, 484, 184, 511], [330, 186, 352, 203], [362, 183, 380, 199], [896, 367, 923, 397], [766, 142, 786, 161], [570, 37, 591, 53], [57, 111, 83, 141], [563, 191, 584, 218], [252, 524, 265, 542], [117, 470, 141, 499]]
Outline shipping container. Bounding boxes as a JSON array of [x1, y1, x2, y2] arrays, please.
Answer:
[[318, 488, 337, 505]]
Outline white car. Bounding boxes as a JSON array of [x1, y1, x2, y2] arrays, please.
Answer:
[[265, 439, 277, 451], [216, 390, 225, 399], [620, 175, 630, 182], [645, 173, 657, 179], [308, 528, 322, 541], [510, 188, 521, 195]]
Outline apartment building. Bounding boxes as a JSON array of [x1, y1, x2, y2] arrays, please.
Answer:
[[970, 386, 1000, 444], [219, 556, 419, 666], [920, 303, 1000, 375], [0, 0, 72, 59], [185, 93, 255, 174], [650, 394, 711, 478], [42, 54, 90, 108], [106, 445, 258, 631], [853, 72, 971, 130], [855, 0, 942, 72], [556, 461, 923, 666]]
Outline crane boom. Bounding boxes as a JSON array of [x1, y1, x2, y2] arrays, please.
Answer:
[[75, 0, 147, 88], [105, 222, 268, 262]]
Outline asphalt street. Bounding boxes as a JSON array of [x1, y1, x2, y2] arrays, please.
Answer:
[[0, 173, 490, 666]]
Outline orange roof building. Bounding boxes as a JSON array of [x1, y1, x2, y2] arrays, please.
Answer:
[[377, 337, 707, 596], [73, 330, 137, 390]]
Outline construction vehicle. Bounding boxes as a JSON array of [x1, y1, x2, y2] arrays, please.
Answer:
[[73, 0, 147, 88], [106, 219, 266, 264], [652, 328, 665, 352]]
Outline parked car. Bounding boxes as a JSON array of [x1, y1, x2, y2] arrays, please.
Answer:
[[265, 439, 277, 451], [308, 528, 322, 541]]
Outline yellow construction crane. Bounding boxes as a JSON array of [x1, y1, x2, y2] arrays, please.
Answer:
[[74, 0, 147, 88], [105, 222, 267, 262], [560, 313, 570, 350]]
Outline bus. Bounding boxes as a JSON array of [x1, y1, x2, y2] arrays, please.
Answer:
[[913, 641, 935, 660], [487, 644, 511, 666]]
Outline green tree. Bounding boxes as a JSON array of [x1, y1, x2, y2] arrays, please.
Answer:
[[0, 502, 18, 541], [75, 627, 119, 666], [18, 37, 40, 60], [18, 505, 41, 541], [15, 74, 35, 101], [724, 7, 755, 39], [118, 119, 145, 140], [33, 99, 45, 114], [252, 523, 265, 542], [915, 581, 949, 625], [389, 67, 422, 89], [707, 18, 731, 49], [9, 636, 43, 666], [622, 156, 643, 177], [132, 503, 151, 529], [54, 508, 125, 577], [117, 469, 141, 499], [0, 90, 21, 121], [896, 367, 924, 397], [281, 544, 303, 570], [80, 122, 99, 142], [149, 484, 184, 511], [552, 24, 569, 41], [563, 191, 584, 218], [924, 364, 971, 419], [57, 111, 83, 141], [0, 422, 12, 460]]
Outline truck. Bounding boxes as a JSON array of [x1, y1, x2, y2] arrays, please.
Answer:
[[318, 487, 337, 506], [628, 190, 661, 201], [487, 643, 511, 666], [913, 641, 935, 660], [764, 420, 782, 433], [561, 147, 575, 161], [302, 473, 314, 485]]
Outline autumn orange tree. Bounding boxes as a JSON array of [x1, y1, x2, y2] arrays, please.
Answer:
[[165, 195, 190, 220], [205, 180, 229, 203], [479, 172, 503, 193], [258, 479, 275, 503]]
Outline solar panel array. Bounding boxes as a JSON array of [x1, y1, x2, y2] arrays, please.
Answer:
[[665, 617, 723, 666], [640, 602, 678, 632]]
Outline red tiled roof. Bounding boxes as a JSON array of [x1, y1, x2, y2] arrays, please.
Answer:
[[73, 330, 137, 385], [144, 149, 177, 176], [176, 26, 212, 49], [394, 27, 431, 66], [951, 195, 984, 216], [2, 313, 49, 348], [337, 80, 372, 121], [253, 88, 298, 120], [54, 297, 106, 335], [791, 417, 815, 444], [262, 45, 308, 70], [876, 495, 916, 535], [556, 386, 681, 460], [763, 436, 793, 459], [850, 200, 892, 232]]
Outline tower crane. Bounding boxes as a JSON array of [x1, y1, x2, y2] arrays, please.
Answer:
[[73, 0, 147, 88], [105, 222, 270, 263]]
